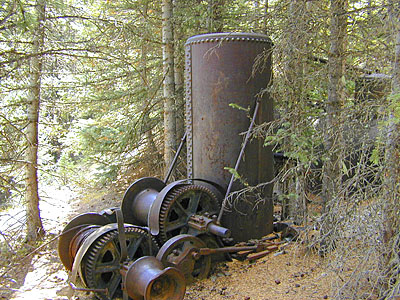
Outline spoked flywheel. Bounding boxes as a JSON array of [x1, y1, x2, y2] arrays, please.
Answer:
[[156, 234, 211, 283], [158, 185, 220, 243], [81, 226, 158, 300]]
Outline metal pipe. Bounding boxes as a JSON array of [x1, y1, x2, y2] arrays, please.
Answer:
[[164, 131, 187, 184], [217, 100, 261, 224], [207, 223, 231, 238], [69, 282, 108, 294]]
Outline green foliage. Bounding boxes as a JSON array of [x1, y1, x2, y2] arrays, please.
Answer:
[[388, 93, 400, 121], [229, 103, 249, 112], [224, 167, 249, 187], [0, 0, 395, 204], [0, 0, 397, 297]]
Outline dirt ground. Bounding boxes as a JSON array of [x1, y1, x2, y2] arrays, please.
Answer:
[[185, 245, 330, 300], [1, 187, 332, 300]]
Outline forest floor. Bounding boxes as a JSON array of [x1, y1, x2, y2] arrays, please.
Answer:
[[1, 187, 332, 300]]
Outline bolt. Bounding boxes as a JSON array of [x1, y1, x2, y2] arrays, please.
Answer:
[[192, 251, 201, 260]]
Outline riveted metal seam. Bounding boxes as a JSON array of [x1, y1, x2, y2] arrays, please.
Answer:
[[185, 36, 271, 46], [185, 43, 193, 179]]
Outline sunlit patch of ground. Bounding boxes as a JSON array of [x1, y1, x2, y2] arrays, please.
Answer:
[[3, 185, 121, 300], [10, 249, 70, 300], [0, 185, 78, 300]]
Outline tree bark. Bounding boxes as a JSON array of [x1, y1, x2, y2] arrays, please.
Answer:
[[25, 0, 45, 242], [162, 0, 176, 171], [381, 4, 400, 297], [254, 0, 259, 30], [322, 0, 347, 213], [264, 0, 268, 34], [383, 0, 400, 248], [173, 0, 185, 143], [318, 0, 347, 254], [283, 0, 308, 224]]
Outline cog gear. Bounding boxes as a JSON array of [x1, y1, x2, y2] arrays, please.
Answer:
[[158, 185, 220, 243], [81, 226, 158, 300]]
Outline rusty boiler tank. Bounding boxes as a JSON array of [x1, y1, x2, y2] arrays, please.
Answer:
[[185, 32, 274, 242]]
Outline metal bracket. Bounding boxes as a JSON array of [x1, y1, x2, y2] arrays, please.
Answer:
[[116, 208, 128, 263]]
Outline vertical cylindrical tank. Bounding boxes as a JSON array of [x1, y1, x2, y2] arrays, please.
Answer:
[[185, 33, 274, 242]]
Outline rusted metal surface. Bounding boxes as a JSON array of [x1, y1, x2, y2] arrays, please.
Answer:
[[58, 224, 89, 271], [69, 223, 129, 284], [157, 185, 219, 243], [217, 99, 261, 224], [68, 225, 99, 264], [148, 180, 189, 235], [246, 246, 278, 262], [82, 226, 158, 299], [185, 45, 194, 179], [185, 33, 274, 242], [66, 223, 158, 298], [116, 208, 128, 262], [121, 256, 186, 300], [99, 207, 119, 223], [58, 212, 110, 271], [156, 234, 211, 282], [121, 177, 165, 225], [187, 214, 231, 237], [69, 282, 108, 294], [197, 244, 269, 256], [156, 234, 279, 280], [61, 212, 110, 232]]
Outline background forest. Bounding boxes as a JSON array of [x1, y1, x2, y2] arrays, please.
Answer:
[[0, 0, 399, 299]]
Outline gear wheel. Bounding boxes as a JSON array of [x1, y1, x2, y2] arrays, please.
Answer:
[[81, 226, 158, 300], [156, 234, 211, 283], [158, 184, 220, 243]]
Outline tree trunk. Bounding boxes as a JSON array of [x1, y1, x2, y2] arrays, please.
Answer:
[[383, 0, 400, 254], [253, 0, 259, 30], [381, 4, 400, 297], [319, 0, 347, 253], [173, 0, 185, 142], [283, 0, 308, 224], [25, 0, 45, 242], [322, 0, 347, 212], [162, 0, 176, 170], [264, 0, 268, 34]]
